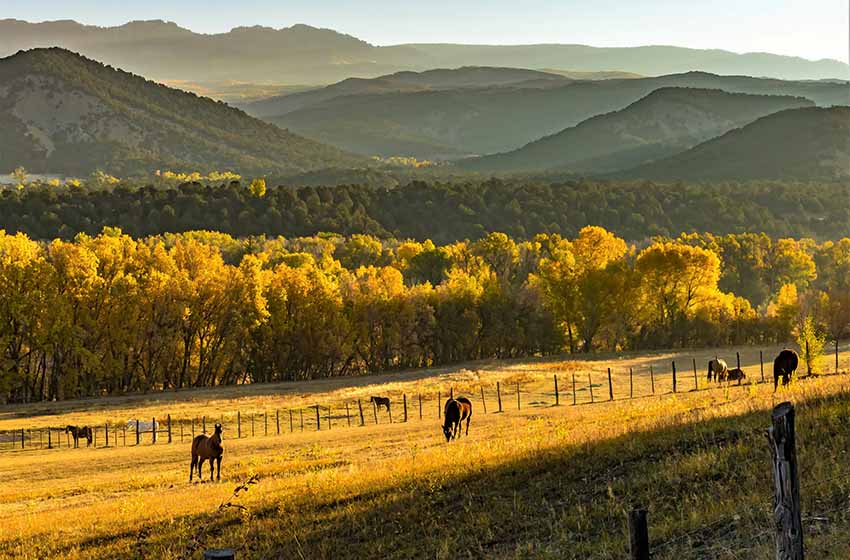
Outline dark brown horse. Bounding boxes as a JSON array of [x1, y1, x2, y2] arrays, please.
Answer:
[[774, 349, 799, 391], [442, 397, 473, 442], [725, 368, 746, 384], [190, 423, 223, 482], [370, 396, 391, 413], [65, 425, 92, 448]]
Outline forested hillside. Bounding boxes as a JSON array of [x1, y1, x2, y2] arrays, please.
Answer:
[[0, 225, 845, 403], [2, 178, 847, 243], [0, 48, 367, 176]]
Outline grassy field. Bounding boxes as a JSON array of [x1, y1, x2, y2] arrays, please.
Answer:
[[2, 344, 850, 559]]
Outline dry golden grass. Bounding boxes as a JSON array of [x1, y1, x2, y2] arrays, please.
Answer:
[[2, 345, 850, 559]]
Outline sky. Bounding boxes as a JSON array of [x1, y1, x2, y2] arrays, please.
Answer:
[[4, 0, 849, 62]]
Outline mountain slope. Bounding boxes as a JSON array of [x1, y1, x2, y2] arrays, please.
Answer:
[[619, 106, 850, 181], [461, 88, 814, 173], [0, 19, 847, 84], [243, 67, 569, 118], [0, 48, 366, 176], [268, 72, 848, 159]]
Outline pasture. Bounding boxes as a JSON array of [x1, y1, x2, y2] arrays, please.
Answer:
[[3, 344, 850, 559]]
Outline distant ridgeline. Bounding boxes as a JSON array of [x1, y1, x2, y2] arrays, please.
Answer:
[[0, 224, 846, 402], [1, 178, 848, 243]]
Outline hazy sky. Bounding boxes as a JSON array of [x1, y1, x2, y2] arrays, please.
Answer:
[[6, 0, 849, 61]]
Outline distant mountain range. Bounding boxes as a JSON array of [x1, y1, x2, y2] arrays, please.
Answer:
[[256, 70, 848, 159], [0, 48, 366, 176], [1, 19, 848, 85], [618, 106, 850, 181], [461, 88, 814, 173]]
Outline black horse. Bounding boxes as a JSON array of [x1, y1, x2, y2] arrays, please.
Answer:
[[442, 397, 473, 441], [774, 349, 799, 391], [65, 425, 93, 448], [370, 396, 391, 413]]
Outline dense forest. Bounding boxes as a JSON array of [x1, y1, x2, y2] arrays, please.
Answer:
[[2, 177, 848, 243], [0, 225, 847, 403]]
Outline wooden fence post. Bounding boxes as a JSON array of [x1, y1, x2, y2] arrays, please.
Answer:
[[628, 509, 650, 560], [438, 391, 442, 418], [21, 428, 24, 449], [589, 373, 594, 403], [315, 405, 321, 431], [358, 399, 365, 426], [607, 368, 613, 401], [191, 418, 195, 439], [135, 419, 140, 446], [105, 423, 109, 447], [768, 402, 804, 559], [403, 394, 408, 422], [629, 368, 633, 399], [251, 413, 255, 437], [806, 340, 811, 375], [237, 412, 241, 438], [672, 361, 677, 393], [276, 410, 280, 435], [760, 350, 765, 383], [48, 429, 52, 449], [554, 375, 559, 406], [346, 402, 351, 427], [300, 409, 304, 431], [290, 410, 294, 433], [372, 400, 379, 424], [692, 358, 698, 391], [167, 415, 172, 444], [93, 428, 96, 448], [650, 365, 655, 394], [180, 420, 184, 443], [572, 373, 577, 405], [152, 417, 156, 444], [418, 394, 423, 420], [496, 384, 502, 413], [836, 339, 840, 373], [264, 412, 268, 436], [480, 386, 488, 413], [450, 386, 454, 399], [327, 406, 331, 430], [516, 382, 521, 410]]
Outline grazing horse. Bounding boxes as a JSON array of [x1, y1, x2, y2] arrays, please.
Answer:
[[370, 396, 391, 413], [707, 358, 728, 382], [190, 423, 223, 482], [442, 397, 473, 442], [774, 349, 799, 391], [725, 368, 746, 384], [65, 425, 92, 448]]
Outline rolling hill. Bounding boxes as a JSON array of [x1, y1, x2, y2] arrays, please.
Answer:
[[266, 72, 848, 159], [243, 67, 570, 118], [0, 48, 366, 176], [619, 106, 850, 181], [0, 19, 847, 85], [460, 88, 814, 173]]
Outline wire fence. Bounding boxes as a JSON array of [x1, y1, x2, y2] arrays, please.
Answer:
[[2, 344, 849, 454]]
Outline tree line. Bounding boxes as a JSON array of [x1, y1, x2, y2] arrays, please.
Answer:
[[1, 176, 847, 243], [0, 226, 846, 403]]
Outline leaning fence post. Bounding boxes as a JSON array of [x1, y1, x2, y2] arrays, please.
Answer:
[[167, 415, 172, 444], [768, 402, 804, 559], [672, 361, 677, 393], [589, 373, 594, 403], [346, 402, 351, 427], [607, 368, 614, 401], [403, 394, 408, 422], [761, 350, 765, 383], [692, 358, 698, 391], [554, 375, 560, 406], [496, 384, 502, 412], [650, 365, 655, 394], [572, 373, 577, 405], [628, 508, 650, 560], [358, 399, 365, 426]]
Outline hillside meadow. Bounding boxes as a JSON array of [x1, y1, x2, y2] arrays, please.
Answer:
[[2, 345, 850, 558]]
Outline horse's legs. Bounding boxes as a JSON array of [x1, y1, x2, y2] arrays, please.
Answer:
[[465, 415, 471, 436], [190, 455, 197, 482], [216, 456, 221, 481], [209, 458, 215, 481], [197, 458, 204, 480]]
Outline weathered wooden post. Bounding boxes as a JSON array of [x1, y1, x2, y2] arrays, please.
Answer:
[[276, 409, 280, 435], [203, 416, 207, 434], [21, 428, 24, 449], [629, 368, 634, 399], [516, 382, 521, 410], [554, 375, 560, 406], [672, 361, 677, 393], [315, 405, 321, 431], [93, 427, 96, 448], [836, 340, 840, 373], [692, 358, 698, 391], [761, 350, 765, 383], [572, 373, 577, 405], [237, 412, 241, 438], [607, 368, 614, 401], [122, 425, 126, 446], [650, 365, 655, 394], [481, 386, 488, 412], [289, 410, 294, 433], [450, 386, 454, 399], [191, 418, 195, 439], [251, 413, 255, 437], [628, 509, 650, 560], [372, 400, 379, 424], [403, 394, 408, 422], [264, 412, 268, 436], [48, 429, 52, 449], [345, 402, 351, 427], [105, 423, 110, 447], [152, 417, 157, 444], [135, 419, 140, 446], [418, 394, 423, 420], [300, 409, 304, 431], [806, 340, 811, 375], [327, 406, 332, 430], [496, 384, 502, 412], [438, 391, 442, 418], [768, 402, 804, 559], [167, 415, 172, 444], [358, 399, 365, 426], [588, 373, 594, 403], [180, 420, 184, 443]]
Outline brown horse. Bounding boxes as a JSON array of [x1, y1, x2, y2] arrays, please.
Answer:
[[370, 396, 391, 413], [442, 397, 473, 442], [774, 349, 799, 391], [65, 425, 92, 448], [190, 423, 223, 482], [725, 368, 746, 384]]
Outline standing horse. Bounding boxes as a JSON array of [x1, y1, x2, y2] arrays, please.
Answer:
[[442, 397, 473, 441], [725, 368, 746, 384], [370, 396, 391, 414], [190, 423, 223, 482], [65, 425, 92, 448], [774, 349, 799, 391], [707, 358, 728, 382]]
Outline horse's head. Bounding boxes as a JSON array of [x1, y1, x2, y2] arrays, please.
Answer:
[[214, 423, 223, 436], [65, 425, 74, 433], [442, 422, 453, 442]]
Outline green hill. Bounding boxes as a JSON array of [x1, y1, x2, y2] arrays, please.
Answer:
[[267, 72, 847, 159], [0, 48, 366, 176], [461, 87, 814, 173], [619, 106, 850, 181]]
